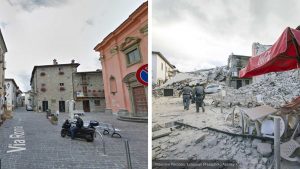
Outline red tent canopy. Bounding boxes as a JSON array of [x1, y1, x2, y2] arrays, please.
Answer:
[[239, 27, 300, 78]]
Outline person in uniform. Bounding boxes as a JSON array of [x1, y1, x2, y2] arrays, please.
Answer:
[[182, 84, 193, 110], [193, 83, 205, 113]]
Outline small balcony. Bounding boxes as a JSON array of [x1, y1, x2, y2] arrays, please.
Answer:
[[81, 80, 88, 85], [75, 90, 105, 99]]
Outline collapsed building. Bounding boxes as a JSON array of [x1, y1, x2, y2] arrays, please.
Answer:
[[227, 54, 252, 89], [153, 66, 228, 97], [154, 60, 300, 110]]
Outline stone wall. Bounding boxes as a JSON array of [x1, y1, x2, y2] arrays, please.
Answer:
[[73, 72, 105, 112], [32, 65, 77, 112]]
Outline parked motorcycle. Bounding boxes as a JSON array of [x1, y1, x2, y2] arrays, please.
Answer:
[[61, 119, 99, 142]]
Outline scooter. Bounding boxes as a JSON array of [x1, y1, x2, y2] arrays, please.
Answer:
[[60, 119, 99, 142]]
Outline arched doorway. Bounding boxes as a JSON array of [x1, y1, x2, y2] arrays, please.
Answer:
[[123, 72, 147, 116]]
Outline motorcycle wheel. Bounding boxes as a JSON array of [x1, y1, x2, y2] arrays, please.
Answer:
[[86, 133, 94, 142], [61, 130, 67, 137]]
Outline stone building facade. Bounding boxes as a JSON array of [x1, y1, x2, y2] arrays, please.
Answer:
[[0, 29, 7, 114], [227, 54, 252, 89], [94, 2, 148, 117], [30, 60, 79, 112], [4, 79, 21, 111], [152, 51, 176, 86], [73, 71, 105, 112], [24, 90, 32, 107]]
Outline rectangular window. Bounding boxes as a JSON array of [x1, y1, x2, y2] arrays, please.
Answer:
[[94, 100, 100, 106], [126, 48, 141, 65], [82, 74, 87, 81], [245, 80, 250, 85], [59, 83, 64, 86], [83, 86, 87, 93], [82, 74, 87, 84], [161, 63, 163, 70]]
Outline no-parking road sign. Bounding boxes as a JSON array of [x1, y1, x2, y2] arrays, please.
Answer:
[[136, 64, 148, 86]]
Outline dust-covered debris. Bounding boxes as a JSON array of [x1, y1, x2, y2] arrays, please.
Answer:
[[257, 143, 272, 157], [225, 69, 300, 108], [153, 67, 228, 97]]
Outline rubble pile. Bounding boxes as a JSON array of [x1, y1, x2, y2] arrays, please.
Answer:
[[152, 127, 273, 169], [207, 66, 228, 82], [153, 67, 229, 97], [227, 69, 300, 108]]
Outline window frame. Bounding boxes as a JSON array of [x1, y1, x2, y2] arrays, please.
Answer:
[[123, 43, 142, 67], [94, 100, 100, 106]]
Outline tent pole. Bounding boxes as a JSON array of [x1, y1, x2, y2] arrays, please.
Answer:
[[274, 117, 281, 169], [289, 29, 300, 65], [289, 28, 300, 79]]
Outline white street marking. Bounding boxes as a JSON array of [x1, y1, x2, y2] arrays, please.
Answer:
[[7, 126, 26, 153]]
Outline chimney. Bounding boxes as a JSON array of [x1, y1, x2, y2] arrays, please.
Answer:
[[71, 59, 75, 64], [53, 59, 58, 65]]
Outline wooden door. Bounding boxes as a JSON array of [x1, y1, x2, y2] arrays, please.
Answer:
[[59, 101, 65, 112], [83, 100, 90, 112], [42, 101, 48, 112], [132, 86, 147, 114], [237, 80, 242, 89]]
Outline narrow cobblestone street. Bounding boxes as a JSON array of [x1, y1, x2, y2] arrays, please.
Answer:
[[0, 108, 147, 169]]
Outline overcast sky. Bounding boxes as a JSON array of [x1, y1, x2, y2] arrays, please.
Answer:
[[153, 0, 300, 72], [0, 0, 145, 91]]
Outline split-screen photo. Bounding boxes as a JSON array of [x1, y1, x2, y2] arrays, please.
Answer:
[[0, 1, 147, 169], [1, 0, 300, 169]]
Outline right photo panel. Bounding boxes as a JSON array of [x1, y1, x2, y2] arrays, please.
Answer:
[[152, 0, 300, 169]]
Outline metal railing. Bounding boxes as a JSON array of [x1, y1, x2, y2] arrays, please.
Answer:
[[75, 91, 105, 98], [95, 128, 106, 155], [124, 139, 132, 169]]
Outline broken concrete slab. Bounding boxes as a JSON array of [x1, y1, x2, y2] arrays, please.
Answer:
[[165, 119, 183, 128], [245, 148, 252, 155], [261, 157, 268, 164], [169, 132, 180, 137], [194, 133, 207, 144], [252, 139, 262, 148], [169, 138, 179, 145], [169, 147, 177, 152], [152, 124, 163, 132], [152, 128, 172, 140], [208, 138, 218, 147], [257, 143, 272, 157]]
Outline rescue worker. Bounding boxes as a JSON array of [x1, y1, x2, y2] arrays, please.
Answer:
[[193, 83, 205, 113], [182, 83, 193, 110]]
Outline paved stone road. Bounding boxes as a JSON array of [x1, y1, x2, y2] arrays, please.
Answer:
[[0, 108, 147, 169]]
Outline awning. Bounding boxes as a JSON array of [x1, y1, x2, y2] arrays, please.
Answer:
[[239, 27, 300, 78]]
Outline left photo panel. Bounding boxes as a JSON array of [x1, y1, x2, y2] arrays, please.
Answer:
[[0, 0, 148, 169]]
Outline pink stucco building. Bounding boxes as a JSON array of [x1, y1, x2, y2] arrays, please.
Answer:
[[94, 2, 148, 117]]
